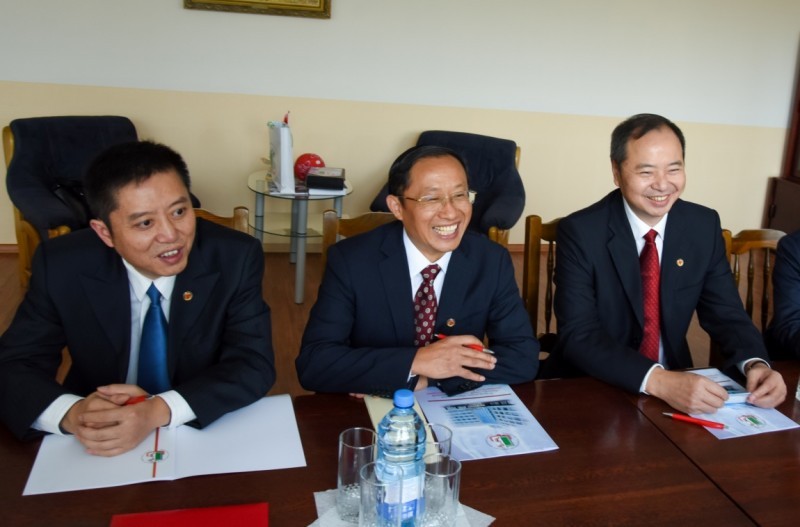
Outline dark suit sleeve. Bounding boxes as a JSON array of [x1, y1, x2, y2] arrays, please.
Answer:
[[554, 217, 654, 393], [0, 245, 76, 439], [766, 233, 800, 359], [692, 214, 770, 369], [296, 243, 418, 395], [173, 238, 275, 427], [437, 247, 539, 394]]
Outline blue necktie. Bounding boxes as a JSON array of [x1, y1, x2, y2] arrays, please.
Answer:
[[138, 283, 170, 394]]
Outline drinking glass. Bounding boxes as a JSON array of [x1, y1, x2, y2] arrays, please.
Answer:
[[426, 423, 453, 456], [421, 453, 461, 527], [359, 461, 404, 527], [338, 427, 376, 523]]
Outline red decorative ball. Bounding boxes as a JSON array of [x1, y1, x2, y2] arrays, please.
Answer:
[[294, 153, 325, 181]]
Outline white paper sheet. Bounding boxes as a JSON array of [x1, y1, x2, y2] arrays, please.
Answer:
[[692, 403, 800, 439], [23, 394, 306, 495], [416, 384, 558, 461]]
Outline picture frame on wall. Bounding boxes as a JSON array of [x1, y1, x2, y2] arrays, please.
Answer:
[[184, 0, 331, 19]]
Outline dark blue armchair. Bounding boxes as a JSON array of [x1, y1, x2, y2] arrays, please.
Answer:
[[369, 130, 525, 246]]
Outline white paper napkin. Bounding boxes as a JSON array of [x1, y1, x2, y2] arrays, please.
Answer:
[[308, 488, 494, 526]]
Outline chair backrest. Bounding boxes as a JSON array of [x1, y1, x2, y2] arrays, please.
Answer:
[[728, 229, 786, 331], [321, 210, 397, 272], [369, 130, 525, 245], [522, 215, 561, 349], [194, 206, 249, 234], [4, 117, 137, 288], [5, 116, 138, 238]]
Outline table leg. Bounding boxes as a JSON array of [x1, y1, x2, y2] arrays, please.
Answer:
[[254, 193, 265, 243], [333, 196, 344, 217], [294, 199, 308, 304], [290, 201, 299, 264]]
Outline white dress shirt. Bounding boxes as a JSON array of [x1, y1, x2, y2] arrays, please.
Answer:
[[32, 260, 196, 434]]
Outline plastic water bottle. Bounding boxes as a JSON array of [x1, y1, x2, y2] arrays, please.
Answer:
[[376, 389, 427, 526]]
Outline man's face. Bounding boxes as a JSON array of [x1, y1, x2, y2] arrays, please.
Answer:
[[612, 126, 686, 226], [387, 155, 472, 262], [90, 170, 196, 279]]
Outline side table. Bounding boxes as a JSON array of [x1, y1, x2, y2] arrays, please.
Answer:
[[247, 171, 352, 304]]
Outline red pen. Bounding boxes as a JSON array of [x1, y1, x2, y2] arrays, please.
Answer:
[[662, 412, 725, 429], [435, 334, 495, 355], [125, 395, 150, 406]]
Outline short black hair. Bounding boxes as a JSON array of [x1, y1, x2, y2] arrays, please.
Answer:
[[84, 140, 191, 227], [387, 145, 469, 197], [610, 113, 686, 167]]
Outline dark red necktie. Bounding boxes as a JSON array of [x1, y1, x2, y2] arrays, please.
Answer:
[[640, 230, 660, 362], [414, 264, 440, 347]]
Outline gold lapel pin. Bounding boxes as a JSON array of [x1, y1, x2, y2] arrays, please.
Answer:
[[676, 259, 684, 267], [446, 318, 456, 328], [183, 291, 193, 301]]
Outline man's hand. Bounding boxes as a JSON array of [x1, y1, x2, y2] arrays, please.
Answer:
[[645, 369, 729, 414], [745, 362, 786, 408], [410, 335, 496, 383], [60, 384, 171, 457]]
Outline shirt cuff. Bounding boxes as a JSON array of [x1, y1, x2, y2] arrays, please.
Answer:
[[156, 390, 197, 428], [739, 358, 770, 375], [32, 394, 84, 435], [639, 363, 664, 394]]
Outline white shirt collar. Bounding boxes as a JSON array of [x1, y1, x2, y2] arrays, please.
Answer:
[[402, 229, 452, 276], [121, 259, 177, 302], [621, 197, 668, 242]]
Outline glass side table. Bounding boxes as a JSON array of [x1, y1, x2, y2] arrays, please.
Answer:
[[248, 171, 353, 304]]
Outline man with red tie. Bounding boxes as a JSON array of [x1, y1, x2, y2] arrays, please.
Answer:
[[297, 145, 538, 396], [550, 113, 785, 413]]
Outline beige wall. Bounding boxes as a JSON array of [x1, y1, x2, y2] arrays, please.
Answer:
[[0, 80, 785, 246]]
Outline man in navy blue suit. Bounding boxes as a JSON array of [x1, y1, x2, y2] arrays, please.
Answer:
[[297, 145, 538, 396], [766, 230, 800, 359], [551, 114, 785, 414], [0, 141, 274, 456]]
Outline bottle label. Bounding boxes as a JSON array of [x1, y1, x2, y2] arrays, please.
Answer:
[[381, 475, 424, 521]]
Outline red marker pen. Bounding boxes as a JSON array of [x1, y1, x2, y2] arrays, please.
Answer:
[[435, 334, 495, 355], [662, 412, 724, 429]]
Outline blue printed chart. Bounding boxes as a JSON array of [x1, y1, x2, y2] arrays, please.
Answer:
[[416, 384, 558, 461]]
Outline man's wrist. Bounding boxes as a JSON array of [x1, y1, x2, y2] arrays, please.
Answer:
[[744, 359, 769, 374]]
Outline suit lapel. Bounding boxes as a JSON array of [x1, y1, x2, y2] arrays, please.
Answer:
[[607, 191, 644, 327], [660, 200, 689, 343], [437, 239, 474, 332], [378, 226, 415, 343], [169, 243, 220, 378], [79, 253, 132, 379]]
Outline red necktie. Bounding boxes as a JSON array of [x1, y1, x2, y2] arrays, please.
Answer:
[[640, 230, 660, 362], [414, 264, 440, 347]]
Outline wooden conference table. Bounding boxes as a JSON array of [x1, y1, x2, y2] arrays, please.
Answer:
[[1, 366, 798, 526]]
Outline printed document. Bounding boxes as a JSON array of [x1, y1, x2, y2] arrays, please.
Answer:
[[24, 395, 306, 495], [415, 384, 558, 461]]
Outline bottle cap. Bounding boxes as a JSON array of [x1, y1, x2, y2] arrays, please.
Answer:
[[393, 389, 414, 408]]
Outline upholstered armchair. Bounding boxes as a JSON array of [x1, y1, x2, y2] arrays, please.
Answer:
[[369, 130, 525, 246]]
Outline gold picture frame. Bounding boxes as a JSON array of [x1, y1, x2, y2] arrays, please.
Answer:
[[184, 0, 331, 19]]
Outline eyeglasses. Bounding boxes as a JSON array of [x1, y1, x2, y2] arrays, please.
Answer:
[[401, 190, 476, 211]]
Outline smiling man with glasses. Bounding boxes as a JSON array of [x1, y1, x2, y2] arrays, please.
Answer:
[[297, 145, 539, 396]]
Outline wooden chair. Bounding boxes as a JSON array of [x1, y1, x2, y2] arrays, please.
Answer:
[[522, 215, 561, 358], [728, 229, 786, 331], [709, 228, 785, 366], [194, 206, 249, 233], [321, 210, 396, 272]]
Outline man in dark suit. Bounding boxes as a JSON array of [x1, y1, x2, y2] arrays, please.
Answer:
[[0, 141, 274, 456], [297, 145, 538, 396], [552, 113, 785, 414], [766, 230, 800, 359]]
